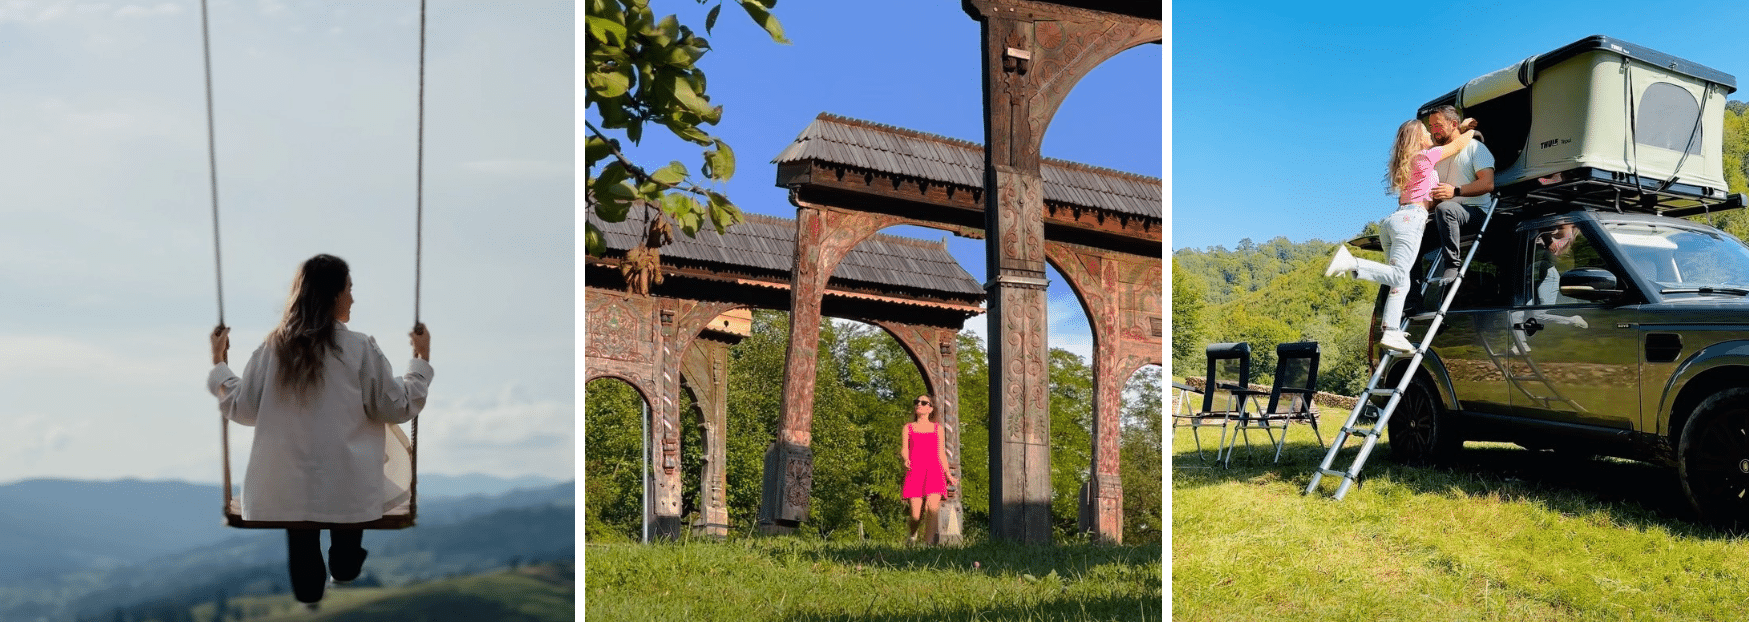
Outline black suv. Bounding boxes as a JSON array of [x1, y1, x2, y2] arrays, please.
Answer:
[[1374, 204, 1747, 526]]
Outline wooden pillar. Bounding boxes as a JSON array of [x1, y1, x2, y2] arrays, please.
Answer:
[[650, 299, 738, 540], [680, 336, 733, 538], [1049, 247, 1123, 543], [971, 3, 1053, 544], [759, 205, 898, 533], [967, 0, 1159, 544]]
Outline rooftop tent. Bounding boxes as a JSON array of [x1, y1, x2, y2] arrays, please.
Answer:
[[1419, 36, 1740, 215]]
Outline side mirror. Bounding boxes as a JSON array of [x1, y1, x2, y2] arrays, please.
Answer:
[[1559, 268, 1622, 302]]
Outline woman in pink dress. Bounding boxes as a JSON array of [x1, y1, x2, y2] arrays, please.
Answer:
[[900, 394, 957, 544]]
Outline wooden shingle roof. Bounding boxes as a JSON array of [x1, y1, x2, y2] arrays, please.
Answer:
[[590, 209, 985, 299], [773, 113, 1161, 219]]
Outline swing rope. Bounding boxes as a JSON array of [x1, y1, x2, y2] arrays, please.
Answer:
[[415, 0, 426, 330], [199, 0, 236, 519], [409, 0, 426, 527], [201, 0, 223, 328]]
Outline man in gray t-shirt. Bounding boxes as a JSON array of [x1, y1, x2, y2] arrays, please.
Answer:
[[1423, 105, 1496, 282]]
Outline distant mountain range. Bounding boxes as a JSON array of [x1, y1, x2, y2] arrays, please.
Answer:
[[0, 477, 573, 622]]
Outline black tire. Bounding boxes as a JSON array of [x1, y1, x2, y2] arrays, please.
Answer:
[[1678, 387, 1748, 531], [1388, 373, 1461, 466]]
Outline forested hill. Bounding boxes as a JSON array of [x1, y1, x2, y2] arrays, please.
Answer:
[[1171, 236, 1378, 396], [1171, 237, 1339, 306]]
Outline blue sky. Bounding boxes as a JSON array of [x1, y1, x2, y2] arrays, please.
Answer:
[[588, 1, 1163, 364], [0, 1, 573, 483], [1172, 0, 1750, 252]]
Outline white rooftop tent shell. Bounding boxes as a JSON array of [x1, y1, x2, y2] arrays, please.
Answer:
[[1420, 36, 1739, 212]]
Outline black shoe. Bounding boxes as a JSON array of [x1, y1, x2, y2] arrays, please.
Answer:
[[329, 547, 368, 584]]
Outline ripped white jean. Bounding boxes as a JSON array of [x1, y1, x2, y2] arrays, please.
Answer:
[[1350, 205, 1428, 330]]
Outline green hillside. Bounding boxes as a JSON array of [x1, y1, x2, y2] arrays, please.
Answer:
[[161, 562, 574, 622], [1172, 238, 1379, 394]]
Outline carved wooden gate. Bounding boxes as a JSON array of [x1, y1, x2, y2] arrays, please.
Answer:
[[586, 211, 983, 541]]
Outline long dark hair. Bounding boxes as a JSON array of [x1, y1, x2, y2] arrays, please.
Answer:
[[269, 254, 349, 399]]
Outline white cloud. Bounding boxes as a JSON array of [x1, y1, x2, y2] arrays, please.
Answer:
[[460, 159, 572, 179], [0, 0, 68, 23], [113, 2, 178, 18], [417, 384, 574, 480]]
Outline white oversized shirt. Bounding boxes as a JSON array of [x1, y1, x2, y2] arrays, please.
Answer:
[[207, 325, 433, 523]]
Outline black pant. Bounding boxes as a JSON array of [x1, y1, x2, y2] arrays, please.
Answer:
[[286, 528, 365, 603], [1424, 201, 1488, 280]]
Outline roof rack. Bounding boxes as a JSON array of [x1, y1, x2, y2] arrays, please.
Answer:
[[1495, 169, 1746, 217]]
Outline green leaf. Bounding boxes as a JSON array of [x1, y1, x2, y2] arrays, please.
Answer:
[[704, 139, 735, 182], [651, 161, 688, 186], [707, 191, 743, 233], [669, 74, 715, 119], [664, 119, 712, 145], [737, 0, 789, 44], [585, 15, 627, 46], [647, 14, 679, 46], [585, 222, 606, 257], [662, 42, 705, 68], [662, 192, 704, 237], [705, 3, 721, 35], [586, 135, 611, 166], [587, 70, 631, 98], [596, 161, 630, 188], [595, 188, 633, 222]]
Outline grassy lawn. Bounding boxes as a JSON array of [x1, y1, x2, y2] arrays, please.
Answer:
[[1170, 415, 1748, 622], [585, 537, 1161, 621]]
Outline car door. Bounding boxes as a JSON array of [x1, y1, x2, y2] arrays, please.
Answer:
[[1422, 219, 1514, 416], [1504, 217, 1642, 429]]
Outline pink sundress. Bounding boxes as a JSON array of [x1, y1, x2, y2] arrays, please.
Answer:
[[902, 423, 947, 498]]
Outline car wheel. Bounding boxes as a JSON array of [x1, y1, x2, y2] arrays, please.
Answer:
[[1678, 387, 1748, 531], [1388, 373, 1459, 466]]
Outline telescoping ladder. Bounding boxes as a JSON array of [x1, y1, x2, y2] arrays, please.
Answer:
[[1305, 197, 1498, 500]]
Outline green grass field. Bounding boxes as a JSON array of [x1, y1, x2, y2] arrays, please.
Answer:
[[1170, 415, 1747, 622], [586, 537, 1161, 621]]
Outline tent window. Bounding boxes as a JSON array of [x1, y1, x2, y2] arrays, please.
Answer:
[[1635, 82, 1702, 155]]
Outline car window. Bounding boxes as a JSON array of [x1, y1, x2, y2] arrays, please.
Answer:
[[1450, 230, 1509, 309], [1603, 221, 1749, 296], [1522, 223, 1611, 306]]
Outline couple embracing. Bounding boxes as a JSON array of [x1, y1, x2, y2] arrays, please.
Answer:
[[1325, 105, 1496, 353]]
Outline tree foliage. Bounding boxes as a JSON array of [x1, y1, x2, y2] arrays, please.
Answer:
[[585, 0, 787, 293], [1168, 259, 1207, 379], [1172, 236, 1377, 393], [1690, 100, 1748, 242]]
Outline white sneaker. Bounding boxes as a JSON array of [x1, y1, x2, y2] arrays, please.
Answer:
[[1324, 246, 1357, 277], [1380, 330, 1416, 354]]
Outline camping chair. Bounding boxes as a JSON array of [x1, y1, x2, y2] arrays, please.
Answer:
[[1170, 342, 1255, 466], [1231, 342, 1324, 463]]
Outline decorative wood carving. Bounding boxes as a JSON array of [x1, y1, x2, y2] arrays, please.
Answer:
[[969, 0, 1160, 544], [762, 205, 905, 529]]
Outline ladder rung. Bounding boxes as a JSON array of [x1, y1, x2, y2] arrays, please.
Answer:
[[1368, 388, 1398, 396], [1345, 428, 1378, 438], [1317, 469, 1352, 478], [1511, 376, 1541, 382]]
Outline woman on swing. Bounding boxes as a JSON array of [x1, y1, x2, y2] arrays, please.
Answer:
[[207, 254, 432, 607]]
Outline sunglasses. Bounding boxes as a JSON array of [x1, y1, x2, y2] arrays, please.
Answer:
[[915, 399, 932, 406]]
